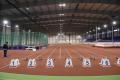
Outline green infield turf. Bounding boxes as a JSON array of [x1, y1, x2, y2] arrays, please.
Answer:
[[0, 72, 120, 80]]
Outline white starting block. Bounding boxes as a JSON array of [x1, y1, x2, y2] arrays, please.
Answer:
[[27, 59, 36, 68], [82, 58, 91, 67], [99, 58, 111, 67], [9, 59, 20, 68], [65, 58, 73, 68], [116, 58, 120, 66], [46, 58, 54, 68]]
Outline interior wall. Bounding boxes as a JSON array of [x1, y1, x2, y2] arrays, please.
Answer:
[[48, 32, 83, 44]]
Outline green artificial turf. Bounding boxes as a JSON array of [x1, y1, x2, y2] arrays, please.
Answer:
[[0, 72, 120, 80]]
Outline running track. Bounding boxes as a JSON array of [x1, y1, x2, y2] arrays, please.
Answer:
[[0, 44, 120, 76]]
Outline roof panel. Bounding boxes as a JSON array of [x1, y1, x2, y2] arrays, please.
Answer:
[[41, 5, 49, 12], [0, 0, 120, 33], [91, 3, 102, 10]]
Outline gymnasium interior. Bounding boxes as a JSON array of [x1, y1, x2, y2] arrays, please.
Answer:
[[0, 0, 120, 80]]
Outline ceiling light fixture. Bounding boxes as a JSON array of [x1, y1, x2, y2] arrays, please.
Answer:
[[59, 3, 66, 7], [26, 7, 30, 10], [103, 24, 107, 28], [112, 21, 117, 25], [97, 27, 101, 30], [3, 20, 8, 25], [59, 14, 64, 16], [15, 24, 19, 28]]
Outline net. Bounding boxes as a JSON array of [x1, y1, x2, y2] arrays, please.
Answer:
[[0, 31, 48, 46]]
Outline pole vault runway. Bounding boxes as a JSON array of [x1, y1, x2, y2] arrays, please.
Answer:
[[0, 44, 120, 76]]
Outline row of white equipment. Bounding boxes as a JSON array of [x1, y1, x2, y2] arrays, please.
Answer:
[[9, 58, 120, 68]]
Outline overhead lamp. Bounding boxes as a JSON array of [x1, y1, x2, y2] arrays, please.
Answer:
[[26, 7, 30, 10], [3, 20, 8, 25], [97, 27, 101, 30], [15, 24, 19, 28], [103, 24, 107, 28], [112, 21, 117, 25], [59, 14, 64, 16], [114, 29, 118, 32], [59, 3, 66, 7]]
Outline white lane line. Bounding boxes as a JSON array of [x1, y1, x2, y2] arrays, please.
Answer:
[[78, 45, 107, 58], [63, 45, 72, 58], [76, 45, 114, 59], [80, 47, 102, 58], [34, 47, 54, 59], [67, 46, 85, 58], [73, 46, 98, 58], [0, 65, 9, 70], [59, 46, 62, 59], [47, 47, 57, 59]]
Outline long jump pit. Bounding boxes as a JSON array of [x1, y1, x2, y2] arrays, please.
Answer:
[[0, 44, 120, 76]]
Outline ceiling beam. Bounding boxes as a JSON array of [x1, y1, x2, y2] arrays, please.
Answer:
[[11, 16, 109, 24], [1, 0, 119, 10], [20, 22, 101, 27], [5, 0, 47, 31], [2, 8, 119, 19]]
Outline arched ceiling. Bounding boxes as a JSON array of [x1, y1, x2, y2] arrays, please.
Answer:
[[0, 0, 120, 33]]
